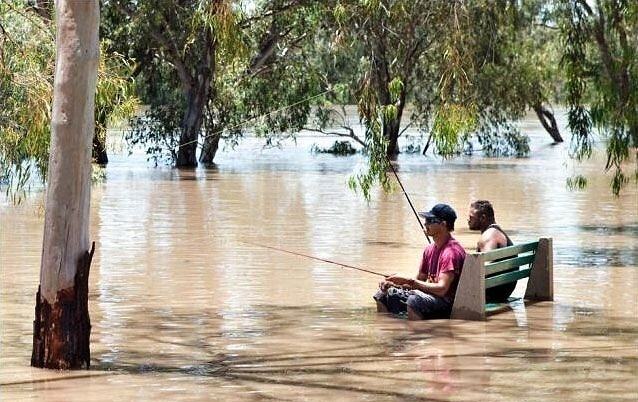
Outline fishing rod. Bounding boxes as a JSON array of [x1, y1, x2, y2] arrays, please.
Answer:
[[386, 156, 431, 244], [241, 240, 389, 278]]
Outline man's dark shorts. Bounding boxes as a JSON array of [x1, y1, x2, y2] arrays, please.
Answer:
[[373, 287, 452, 319]]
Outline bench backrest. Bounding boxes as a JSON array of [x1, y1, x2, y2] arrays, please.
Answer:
[[483, 241, 538, 289], [451, 237, 553, 321]]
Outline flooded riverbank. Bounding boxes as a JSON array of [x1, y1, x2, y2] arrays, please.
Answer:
[[1, 115, 637, 401]]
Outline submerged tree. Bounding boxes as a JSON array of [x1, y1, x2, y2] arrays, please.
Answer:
[[31, 0, 99, 369], [106, 0, 320, 167], [310, 1, 563, 197], [104, 0, 240, 167], [560, 0, 637, 195]]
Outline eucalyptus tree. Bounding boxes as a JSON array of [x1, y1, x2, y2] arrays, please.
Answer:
[[105, 0, 321, 167], [104, 0, 242, 167], [308, 1, 561, 197], [460, 0, 564, 155], [31, 0, 99, 369], [559, 0, 637, 195], [0, 0, 53, 200]]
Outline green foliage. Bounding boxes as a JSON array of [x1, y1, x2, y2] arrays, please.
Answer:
[[311, 141, 357, 155], [431, 104, 477, 158], [106, 0, 323, 164], [95, 50, 138, 155], [0, 1, 138, 202], [566, 174, 588, 191], [316, 1, 550, 198], [559, 0, 637, 195], [126, 105, 182, 165], [0, 1, 53, 202], [561, 1, 593, 162]]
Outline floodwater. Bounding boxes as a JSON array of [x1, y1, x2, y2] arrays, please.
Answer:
[[1, 114, 637, 401]]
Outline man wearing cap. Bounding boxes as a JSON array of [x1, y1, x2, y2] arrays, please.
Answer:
[[374, 203, 466, 320]]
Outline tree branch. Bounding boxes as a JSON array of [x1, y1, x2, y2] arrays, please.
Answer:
[[303, 126, 366, 147], [238, 0, 315, 28], [114, 2, 193, 91], [575, 0, 594, 16], [398, 121, 413, 137], [29, 0, 53, 21]]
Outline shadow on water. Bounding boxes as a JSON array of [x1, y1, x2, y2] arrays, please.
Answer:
[[90, 303, 638, 399], [577, 224, 638, 237], [364, 240, 412, 248], [556, 247, 638, 268]]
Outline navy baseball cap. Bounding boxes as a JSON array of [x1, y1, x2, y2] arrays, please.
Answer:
[[418, 203, 457, 226]]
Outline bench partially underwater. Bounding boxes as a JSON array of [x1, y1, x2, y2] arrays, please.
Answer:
[[451, 238, 553, 321]]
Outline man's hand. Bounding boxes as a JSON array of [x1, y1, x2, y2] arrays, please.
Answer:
[[385, 275, 413, 287]]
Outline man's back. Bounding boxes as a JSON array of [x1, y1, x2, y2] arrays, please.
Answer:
[[480, 224, 515, 303]]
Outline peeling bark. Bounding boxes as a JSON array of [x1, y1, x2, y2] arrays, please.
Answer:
[[32, 243, 94, 369]]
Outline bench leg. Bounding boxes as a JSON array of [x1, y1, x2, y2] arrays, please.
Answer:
[[525, 237, 553, 301], [451, 254, 486, 320]]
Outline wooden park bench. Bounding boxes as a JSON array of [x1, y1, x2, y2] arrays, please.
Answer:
[[451, 238, 553, 320]]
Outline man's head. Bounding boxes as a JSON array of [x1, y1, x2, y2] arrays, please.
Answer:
[[468, 200, 495, 231], [419, 203, 457, 235]]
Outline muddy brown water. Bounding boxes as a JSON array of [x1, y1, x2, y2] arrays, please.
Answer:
[[1, 115, 637, 401]]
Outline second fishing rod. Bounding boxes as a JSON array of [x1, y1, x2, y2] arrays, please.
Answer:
[[386, 155, 431, 244]]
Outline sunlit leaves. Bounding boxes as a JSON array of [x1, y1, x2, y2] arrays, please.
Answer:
[[0, 1, 138, 203], [194, 0, 246, 61], [388, 77, 403, 103], [559, 0, 637, 195], [432, 103, 477, 157], [95, 50, 139, 146], [0, 1, 53, 202]]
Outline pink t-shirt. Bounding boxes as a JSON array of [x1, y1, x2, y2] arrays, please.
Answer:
[[418, 236, 466, 301]]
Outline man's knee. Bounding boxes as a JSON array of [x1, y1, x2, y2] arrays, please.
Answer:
[[376, 300, 389, 313], [407, 305, 423, 320], [406, 294, 422, 311]]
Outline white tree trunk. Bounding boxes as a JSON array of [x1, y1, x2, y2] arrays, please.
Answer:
[[32, 0, 99, 370]]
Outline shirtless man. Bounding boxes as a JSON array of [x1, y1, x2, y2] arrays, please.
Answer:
[[468, 200, 516, 303]]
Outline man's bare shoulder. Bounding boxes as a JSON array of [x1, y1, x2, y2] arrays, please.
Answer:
[[480, 227, 508, 250]]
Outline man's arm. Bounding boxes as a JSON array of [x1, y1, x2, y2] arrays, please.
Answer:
[[410, 272, 455, 298]]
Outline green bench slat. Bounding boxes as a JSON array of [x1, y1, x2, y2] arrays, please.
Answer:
[[485, 268, 532, 289], [481, 241, 539, 262], [485, 254, 536, 275]]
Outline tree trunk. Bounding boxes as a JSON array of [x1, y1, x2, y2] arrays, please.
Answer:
[[92, 132, 108, 165], [31, 0, 99, 370], [199, 132, 221, 165], [32, 0, 53, 21], [384, 90, 406, 159], [533, 104, 563, 143], [176, 36, 214, 168], [176, 87, 207, 167], [384, 118, 401, 159]]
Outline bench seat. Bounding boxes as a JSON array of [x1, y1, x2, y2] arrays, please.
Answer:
[[451, 238, 553, 320]]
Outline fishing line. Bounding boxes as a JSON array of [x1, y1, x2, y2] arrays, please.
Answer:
[[174, 89, 334, 151], [241, 240, 389, 278], [386, 157, 431, 244]]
